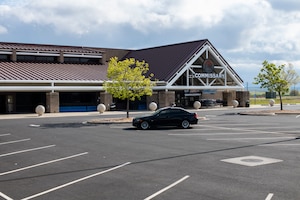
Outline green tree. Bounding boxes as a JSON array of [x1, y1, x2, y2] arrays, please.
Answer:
[[281, 63, 300, 88], [104, 57, 155, 118], [253, 60, 289, 110]]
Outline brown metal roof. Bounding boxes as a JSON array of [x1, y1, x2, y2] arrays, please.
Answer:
[[0, 62, 107, 81], [0, 42, 104, 54], [0, 40, 243, 84], [123, 40, 208, 81]]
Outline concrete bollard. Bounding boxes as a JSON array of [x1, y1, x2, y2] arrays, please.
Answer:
[[35, 105, 45, 116], [232, 100, 239, 108], [97, 104, 106, 114], [193, 101, 201, 109], [269, 99, 275, 107], [149, 102, 157, 111]]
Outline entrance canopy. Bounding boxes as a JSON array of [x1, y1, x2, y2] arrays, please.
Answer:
[[124, 39, 244, 91]]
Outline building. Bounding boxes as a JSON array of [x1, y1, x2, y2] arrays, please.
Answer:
[[0, 39, 249, 114]]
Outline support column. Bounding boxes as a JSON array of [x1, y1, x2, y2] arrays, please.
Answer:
[[236, 91, 250, 107], [222, 91, 236, 106], [58, 51, 64, 63], [100, 52, 106, 65], [100, 92, 112, 110], [158, 91, 175, 108], [46, 92, 59, 113], [11, 49, 17, 62]]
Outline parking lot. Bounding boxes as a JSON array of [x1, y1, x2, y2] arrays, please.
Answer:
[[0, 108, 300, 200]]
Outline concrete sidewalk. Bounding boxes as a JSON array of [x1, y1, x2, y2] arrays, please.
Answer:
[[1, 104, 300, 120], [0, 110, 154, 120]]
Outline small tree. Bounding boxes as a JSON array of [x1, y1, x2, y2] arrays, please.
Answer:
[[281, 63, 300, 89], [253, 60, 289, 110], [104, 57, 155, 118]]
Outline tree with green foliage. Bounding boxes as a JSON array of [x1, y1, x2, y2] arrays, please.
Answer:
[[253, 60, 289, 110], [104, 57, 155, 118], [281, 63, 300, 88]]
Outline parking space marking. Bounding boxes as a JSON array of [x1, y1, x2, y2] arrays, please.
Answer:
[[21, 162, 131, 200], [207, 137, 296, 141], [260, 143, 300, 146], [0, 145, 56, 158], [237, 127, 300, 132], [0, 138, 31, 145], [221, 156, 282, 167], [109, 125, 131, 129], [169, 132, 262, 136], [0, 152, 88, 176], [29, 124, 40, 127], [144, 175, 190, 200], [197, 124, 284, 135], [0, 192, 13, 200], [265, 193, 274, 200], [0, 133, 11, 137]]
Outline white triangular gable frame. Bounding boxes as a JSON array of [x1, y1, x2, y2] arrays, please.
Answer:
[[162, 41, 244, 91]]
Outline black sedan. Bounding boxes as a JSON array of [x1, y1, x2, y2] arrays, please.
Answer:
[[132, 107, 198, 130]]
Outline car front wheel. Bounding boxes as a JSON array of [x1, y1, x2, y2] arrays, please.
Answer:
[[181, 120, 190, 129], [140, 121, 150, 130]]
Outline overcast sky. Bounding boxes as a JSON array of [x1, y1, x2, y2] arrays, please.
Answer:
[[0, 0, 299, 87]]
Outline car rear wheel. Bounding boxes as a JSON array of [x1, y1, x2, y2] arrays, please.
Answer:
[[181, 120, 190, 129], [140, 121, 150, 130]]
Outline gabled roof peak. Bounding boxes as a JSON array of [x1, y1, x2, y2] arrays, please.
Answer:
[[136, 39, 209, 51]]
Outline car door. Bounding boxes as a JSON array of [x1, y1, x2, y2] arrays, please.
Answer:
[[153, 109, 172, 126], [168, 109, 184, 125]]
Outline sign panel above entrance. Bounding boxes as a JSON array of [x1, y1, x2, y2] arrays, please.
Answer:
[[190, 73, 225, 79]]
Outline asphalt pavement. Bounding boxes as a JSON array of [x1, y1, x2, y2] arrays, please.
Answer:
[[1, 104, 300, 199]]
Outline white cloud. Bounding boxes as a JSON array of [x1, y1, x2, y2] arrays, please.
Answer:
[[0, 0, 300, 84], [0, 0, 275, 34], [0, 25, 7, 34]]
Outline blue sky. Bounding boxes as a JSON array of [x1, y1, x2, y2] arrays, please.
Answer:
[[0, 0, 300, 88]]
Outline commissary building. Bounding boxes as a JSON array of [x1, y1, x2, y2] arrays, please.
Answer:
[[0, 39, 249, 114]]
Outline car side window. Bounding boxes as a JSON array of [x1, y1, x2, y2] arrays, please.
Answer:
[[172, 110, 182, 115], [159, 110, 169, 116]]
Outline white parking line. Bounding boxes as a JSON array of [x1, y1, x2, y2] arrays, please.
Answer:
[[169, 132, 262, 136], [0, 133, 11, 137], [0, 145, 56, 158], [0, 192, 14, 200], [0, 152, 89, 176], [21, 162, 131, 200], [207, 137, 296, 141], [265, 193, 274, 200], [144, 175, 190, 200], [29, 124, 40, 127], [260, 144, 300, 146], [0, 138, 31, 145], [199, 124, 283, 135]]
